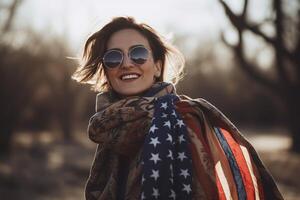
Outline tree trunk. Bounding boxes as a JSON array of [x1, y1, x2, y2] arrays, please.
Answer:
[[0, 124, 14, 158], [285, 89, 300, 153]]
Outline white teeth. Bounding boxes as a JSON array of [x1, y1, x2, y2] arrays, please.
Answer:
[[121, 74, 139, 80]]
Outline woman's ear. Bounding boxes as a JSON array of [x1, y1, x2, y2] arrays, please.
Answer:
[[103, 69, 112, 89], [154, 61, 162, 78]]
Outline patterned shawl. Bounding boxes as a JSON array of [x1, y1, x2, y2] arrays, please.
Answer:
[[85, 82, 283, 200]]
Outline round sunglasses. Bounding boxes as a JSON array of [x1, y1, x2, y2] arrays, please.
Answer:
[[102, 45, 150, 69]]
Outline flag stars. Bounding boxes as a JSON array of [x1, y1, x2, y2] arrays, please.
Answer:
[[166, 133, 173, 143], [171, 110, 177, 117], [170, 164, 174, 174], [169, 189, 176, 199], [149, 137, 160, 148], [150, 153, 161, 164], [152, 187, 160, 199], [180, 169, 190, 179], [176, 119, 185, 128], [150, 169, 160, 181], [149, 124, 158, 134], [178, 134, 186, 144], [151, 117, 156, 122], [160, 102, 168, 110], [162, 113, 168, 118], [141, 192, 146, 200], [182, 184, 192, 194], [177, 152, 187, 161], [142, 96, 193, 199], [163, 120, 171, 129], [167, 150, 174, 160]]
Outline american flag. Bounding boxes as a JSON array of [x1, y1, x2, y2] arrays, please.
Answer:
[[141, 94, 193, 200]]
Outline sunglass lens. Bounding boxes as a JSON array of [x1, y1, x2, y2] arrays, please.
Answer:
[[103, 50, 122, 68], [130, 46, 149, 65]]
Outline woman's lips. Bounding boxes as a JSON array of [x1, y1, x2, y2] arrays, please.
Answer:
[[120, 73, 141, 80]]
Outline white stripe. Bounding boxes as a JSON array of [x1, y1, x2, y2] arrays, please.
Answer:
[[240, 145, 260, 200], [215, 161, 232, 200]]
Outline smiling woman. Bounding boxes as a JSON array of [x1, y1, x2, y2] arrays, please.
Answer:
[[72, 17, 184, 93], [104, 29, 162, 96], [72, 16, 283, 200]]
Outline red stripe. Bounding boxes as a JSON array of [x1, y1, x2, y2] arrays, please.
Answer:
[[176, 101, 211, 154], [220, 128, 256, 199], [250, 153, 265, 200], [176, 102, 218, 199], [216, 174, 227, 200]]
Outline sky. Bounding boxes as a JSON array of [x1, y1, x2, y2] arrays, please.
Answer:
[[13, 0, 247, 52], [7, 0, 277, 66]]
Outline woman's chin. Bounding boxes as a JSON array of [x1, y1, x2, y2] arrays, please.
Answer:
[[115, 86, 151, 97]]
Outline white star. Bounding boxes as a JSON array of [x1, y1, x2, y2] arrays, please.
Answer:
[[167, 150, 174, 160], [150, 169, 160, 181], [171, 110, 177, 117], [160, 102, 168, 110], [169, 189, 176, 199], [141, 192, 146, 200], [149, 137, 160, 148], [178, 134, 186, 144], [151, 117, 156, 122], [152, 187, 160, 199], [142, 175, 145, 184], [182, 183, 192, 194], [149, 124, 158, 134], [177, 152, 187, 161], [150, 153, 161, 164], [162, 113, 168, 118], [180, 169, 190, 179], [163, 120, 171, 129], [176, 119, 185, 128], [166, 134, 173, 143]]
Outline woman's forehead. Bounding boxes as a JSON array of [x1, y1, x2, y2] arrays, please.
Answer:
[[106, 29, 151, 50]]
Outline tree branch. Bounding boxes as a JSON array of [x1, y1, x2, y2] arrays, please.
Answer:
[[221, 31, 281, 95], [1, 0, 22, 34], [219, 0, 298, 71]]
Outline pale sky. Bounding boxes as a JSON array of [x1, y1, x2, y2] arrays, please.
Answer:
[[14, 0, 244, 50], [11, 0, 273, 61]]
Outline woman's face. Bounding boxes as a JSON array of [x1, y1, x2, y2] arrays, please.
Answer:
[[105, 29, 161, 97]]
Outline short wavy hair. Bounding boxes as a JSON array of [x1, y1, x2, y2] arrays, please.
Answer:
[[72, 16, 185, 92]]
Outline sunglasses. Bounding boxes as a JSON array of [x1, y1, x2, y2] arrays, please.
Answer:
[[102, 45, 150, 69]]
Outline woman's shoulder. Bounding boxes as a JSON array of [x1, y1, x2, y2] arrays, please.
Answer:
[[177, 95, 222, 114], [176, 95, 236, 131]]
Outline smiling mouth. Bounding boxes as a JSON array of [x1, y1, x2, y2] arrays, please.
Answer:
[[120, 73, 141, 81]]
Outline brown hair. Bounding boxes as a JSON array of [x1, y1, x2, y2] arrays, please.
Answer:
[[72, 16, 185, 92]]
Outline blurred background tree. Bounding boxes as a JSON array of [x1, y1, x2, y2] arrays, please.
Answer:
[[0, 0, 94, 156], [218, 0, 300, 152]]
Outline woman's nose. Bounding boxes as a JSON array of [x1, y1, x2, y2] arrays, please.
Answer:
[[121, 53, 134, 69]]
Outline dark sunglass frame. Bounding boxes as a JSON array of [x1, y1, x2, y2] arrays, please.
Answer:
[[102, 45, 150, 69]]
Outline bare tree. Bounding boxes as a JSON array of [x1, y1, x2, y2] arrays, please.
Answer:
[[0, 0, 88, 158], [0, 0, 26, 156], [218, 0, 300, 152]]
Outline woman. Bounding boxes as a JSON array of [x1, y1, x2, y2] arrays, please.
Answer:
[[73, 17, 283, 200]]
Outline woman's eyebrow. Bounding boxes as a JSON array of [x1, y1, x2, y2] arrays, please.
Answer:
[[130, 44, 144, 49], [106, 47, 122, 51], [106, 44, 145, 52]]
